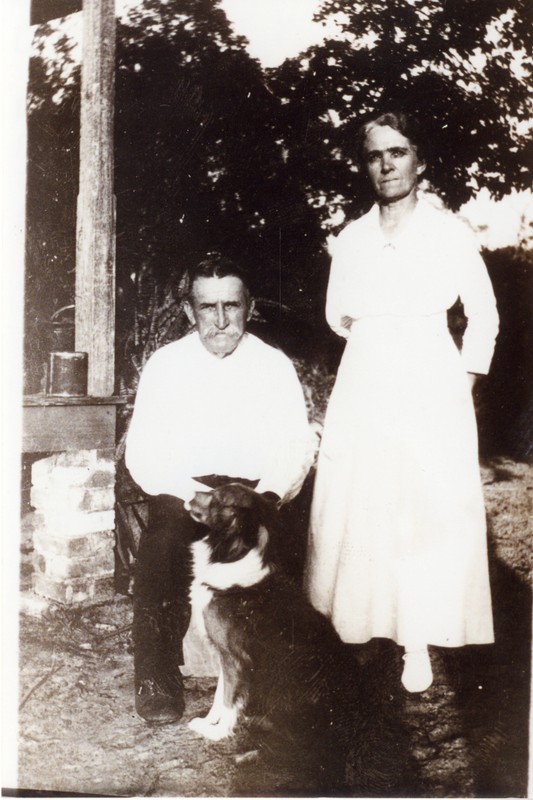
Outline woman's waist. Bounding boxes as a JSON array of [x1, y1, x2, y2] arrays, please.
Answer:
[[345, 312, 458, 363], [349, 311, 448, 332]]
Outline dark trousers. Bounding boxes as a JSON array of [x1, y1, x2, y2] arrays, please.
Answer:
[[132, 477, 258, 684], [132, 494, 197, 683]]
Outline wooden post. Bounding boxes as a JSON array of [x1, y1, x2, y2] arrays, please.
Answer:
[[75, 0, 116, 396]]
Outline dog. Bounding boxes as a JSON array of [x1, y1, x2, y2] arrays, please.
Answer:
[[186, 483, 359, 789]]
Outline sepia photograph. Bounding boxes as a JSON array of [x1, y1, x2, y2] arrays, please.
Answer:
[[2, 0, 532, 796]]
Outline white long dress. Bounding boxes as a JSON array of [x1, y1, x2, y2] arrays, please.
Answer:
[[305, 199, 499, 648]]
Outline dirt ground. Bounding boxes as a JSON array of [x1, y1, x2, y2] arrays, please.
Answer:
[[14, 457, 532, 798]]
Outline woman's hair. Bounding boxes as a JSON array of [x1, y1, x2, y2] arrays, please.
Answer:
[[181, 252, 251, 300], [355, 111, 427, 165]]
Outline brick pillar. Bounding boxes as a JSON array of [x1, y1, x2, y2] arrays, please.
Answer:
[[30, 450, 116, 605]]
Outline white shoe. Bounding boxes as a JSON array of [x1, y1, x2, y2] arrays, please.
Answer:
[[401, 648, 433, 693]]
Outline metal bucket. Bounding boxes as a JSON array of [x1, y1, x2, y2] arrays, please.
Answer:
[[47, 351, 88, 397]]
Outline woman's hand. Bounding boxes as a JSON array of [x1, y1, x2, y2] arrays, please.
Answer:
[[340, 315, 354, 332]]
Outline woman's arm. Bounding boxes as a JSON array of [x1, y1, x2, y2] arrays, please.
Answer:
[[325, 234, 354, 338], [456, 225, 499, 375]]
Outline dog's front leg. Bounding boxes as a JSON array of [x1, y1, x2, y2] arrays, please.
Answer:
[[204, 669, 225, 723], [188, 664, 244, 741], [189, 670, 234, 740]]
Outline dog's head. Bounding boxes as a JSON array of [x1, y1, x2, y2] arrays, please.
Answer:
[[188, 483, 277, 565]]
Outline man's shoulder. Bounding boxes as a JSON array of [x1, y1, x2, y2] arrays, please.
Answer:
[[143, 333, 198, 368], [244, 333, 294, 366], [245, 332, 277, 353]]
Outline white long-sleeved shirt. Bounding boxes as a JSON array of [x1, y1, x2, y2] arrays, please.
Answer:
[[326, 199, 499, 374], [125, 332, 314, 503]]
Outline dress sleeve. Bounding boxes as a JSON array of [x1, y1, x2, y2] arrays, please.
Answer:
[[325, 231, 353, 339], [455, 224, 500, 375], [124, 352, 204, 502]]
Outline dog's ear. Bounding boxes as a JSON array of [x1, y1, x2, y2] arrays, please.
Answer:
[[256, 492, 281, 527]]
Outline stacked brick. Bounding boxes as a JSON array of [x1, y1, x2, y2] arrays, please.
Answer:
[[30, 450, 116, 605]]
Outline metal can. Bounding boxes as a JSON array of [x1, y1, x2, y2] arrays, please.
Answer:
[[47, 352, 88, 397]]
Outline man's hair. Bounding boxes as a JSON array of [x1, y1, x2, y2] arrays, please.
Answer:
[[181, 252, 251, 300], [355, 111, 427, 165]]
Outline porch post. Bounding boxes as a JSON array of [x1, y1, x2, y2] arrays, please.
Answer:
[[75, 0, 116, 396]]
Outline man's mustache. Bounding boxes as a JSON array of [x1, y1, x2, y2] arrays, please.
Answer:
[[204, 326, 241, 337]]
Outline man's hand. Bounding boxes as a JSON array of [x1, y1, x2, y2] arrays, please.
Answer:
[[185, 491, 213, 524]]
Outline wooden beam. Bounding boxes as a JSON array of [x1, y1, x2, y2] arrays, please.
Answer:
[[75, 0, 116, 396], [22, 402, 118, 452]]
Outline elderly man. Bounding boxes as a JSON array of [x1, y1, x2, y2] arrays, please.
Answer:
[[125, 254, 313, 724]]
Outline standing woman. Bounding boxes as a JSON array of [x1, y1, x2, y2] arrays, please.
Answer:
[[305, 112, 499, 693]]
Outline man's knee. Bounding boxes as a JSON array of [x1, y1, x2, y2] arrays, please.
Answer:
[[134, 495, 199, 600], [148, 494, 189, 534]]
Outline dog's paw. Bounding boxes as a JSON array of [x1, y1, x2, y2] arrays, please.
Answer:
[[188, 716, 212, 736], [188, 716, 233, 741]]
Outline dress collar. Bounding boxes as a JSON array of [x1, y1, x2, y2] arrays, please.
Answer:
[[368, 198, 426, 250]]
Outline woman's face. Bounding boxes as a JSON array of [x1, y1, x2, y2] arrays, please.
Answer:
[[362, 124, 425, 204]]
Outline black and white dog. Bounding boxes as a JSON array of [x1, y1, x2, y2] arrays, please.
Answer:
[[186, 483, 358, 785]]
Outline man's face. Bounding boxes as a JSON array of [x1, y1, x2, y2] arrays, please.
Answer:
[[184, 275, 254, 358], [363, 124, 425, 204]]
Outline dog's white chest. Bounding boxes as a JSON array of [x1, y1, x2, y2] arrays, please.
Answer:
[[189, 537, 271, 639]]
